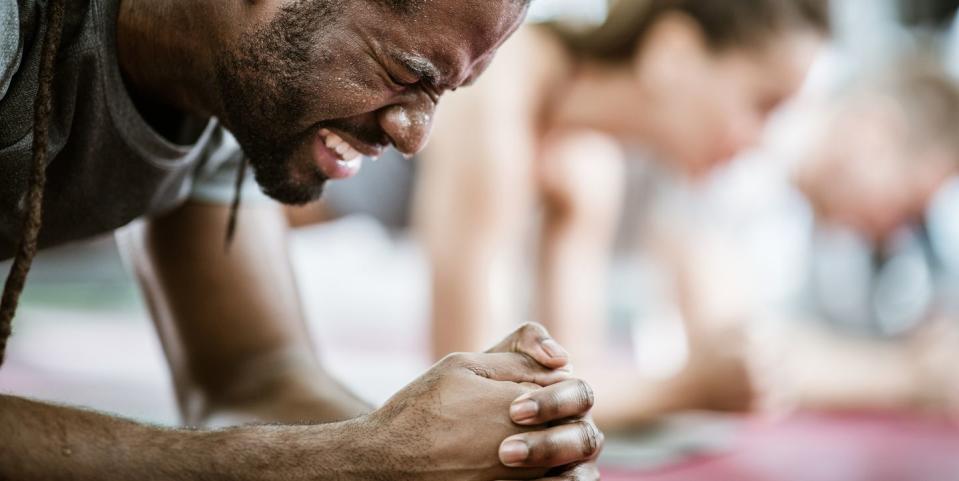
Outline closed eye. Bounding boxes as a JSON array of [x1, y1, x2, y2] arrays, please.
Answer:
[[388, 70, 420, 88], [395, 53, 443, 89]]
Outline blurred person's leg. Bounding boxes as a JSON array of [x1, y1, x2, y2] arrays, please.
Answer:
[[536, 131, 625, 361]]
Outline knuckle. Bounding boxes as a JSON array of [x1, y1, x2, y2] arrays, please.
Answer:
[[466, 364, 494, 379], [441, 352, 469, 367], [518, 321, 547, 339], [448, 353, 497, 379], [516, 356, 547, 381], [575, 379, 595, 411], [443, 352, 494, 377], [530, 434, 561, 463], [511, 383, 536, 400], [519, 352, 542, 370], [577, 422, 602, 458], [507, 350, 542, 373], [536, 389, 563, 418]]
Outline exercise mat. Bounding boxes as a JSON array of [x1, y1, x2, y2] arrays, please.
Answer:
[[600, 412, 959, 481]]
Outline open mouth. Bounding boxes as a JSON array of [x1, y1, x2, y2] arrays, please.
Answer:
[[311, 128, 385, 180]]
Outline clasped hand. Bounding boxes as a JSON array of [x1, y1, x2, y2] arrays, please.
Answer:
[[369, 323, 602, 481]]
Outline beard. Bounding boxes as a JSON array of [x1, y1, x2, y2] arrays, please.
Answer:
[[213, 0, 339, 205], [240, 128, 327, 206]]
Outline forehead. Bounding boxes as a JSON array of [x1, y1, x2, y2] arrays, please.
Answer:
[[368, 0, 527, 84]]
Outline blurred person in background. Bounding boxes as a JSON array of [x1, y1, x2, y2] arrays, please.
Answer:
[[413, 0, 830, 429], [753, 55, 959, 415]]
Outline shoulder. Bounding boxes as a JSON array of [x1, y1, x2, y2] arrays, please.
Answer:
[[0, 0, 22, 101]]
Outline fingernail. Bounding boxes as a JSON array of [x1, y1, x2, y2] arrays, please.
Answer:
[[510, 399, 538, 423], [541, 339, 568, 359], [499, 439, 530, 466]]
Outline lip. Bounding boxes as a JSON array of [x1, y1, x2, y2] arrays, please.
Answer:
[[323, 127, 388, 158]]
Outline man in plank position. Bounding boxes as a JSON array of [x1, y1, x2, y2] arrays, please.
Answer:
[[0, 0, 601, 479]]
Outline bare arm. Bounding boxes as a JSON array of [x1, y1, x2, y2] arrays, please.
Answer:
[[0, 394, 371, 481], [0, 326, 602, 480], [413, 29, 554, 359], [118, 200, 368, 426], [536, 132, 625, 360]]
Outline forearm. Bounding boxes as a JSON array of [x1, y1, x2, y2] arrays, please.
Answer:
[[420, 166, 530, 359], [535, 131, 623, 360], [429, 245, 515, 358], [537, 214, 611, 360], [0, 394, 373, 481], [199, 350, 372, 427], [120, 203, 370, 426]]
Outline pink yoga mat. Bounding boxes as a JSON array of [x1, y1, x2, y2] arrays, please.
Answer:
[[601, 412, 959, 481]]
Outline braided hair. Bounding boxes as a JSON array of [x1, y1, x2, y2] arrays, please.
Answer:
[[0, 0, 68, 366]]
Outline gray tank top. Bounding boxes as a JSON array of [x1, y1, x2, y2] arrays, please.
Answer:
[[0, 0, 247, 260]]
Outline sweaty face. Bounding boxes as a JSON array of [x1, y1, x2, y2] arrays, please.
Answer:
[[644, 31, 822, 179], [215, 0, 527, 204]]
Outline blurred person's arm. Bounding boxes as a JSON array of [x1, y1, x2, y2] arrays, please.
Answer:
[[413, 28, 561, 359], [536, 132, 625, 360], [749, 315, 959, 414], [120, 201, 370, 426], [586, 210, 757, 430]]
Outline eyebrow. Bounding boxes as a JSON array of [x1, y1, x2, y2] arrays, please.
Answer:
[[396, 53, 444, 88]]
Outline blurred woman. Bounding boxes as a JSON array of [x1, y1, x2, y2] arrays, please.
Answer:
[[417, 0, 828, 373], [411, 0, 831, 429]]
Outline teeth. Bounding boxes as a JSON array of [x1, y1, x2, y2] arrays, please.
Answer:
[[321, 130, 363, 162], [336, 156, 361, 169], [341, 147, 361, 161], [325, 132, 345, 150]]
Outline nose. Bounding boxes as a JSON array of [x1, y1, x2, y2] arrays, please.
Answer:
[[378, 94, 436, 156]]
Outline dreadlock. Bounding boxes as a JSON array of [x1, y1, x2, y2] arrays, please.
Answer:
[[224, 156, 249, 251], [0, 0, 68, 366]]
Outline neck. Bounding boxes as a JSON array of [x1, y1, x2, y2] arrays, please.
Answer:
[[549, 60, 656, 141], [117, 0, 224, 119]]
